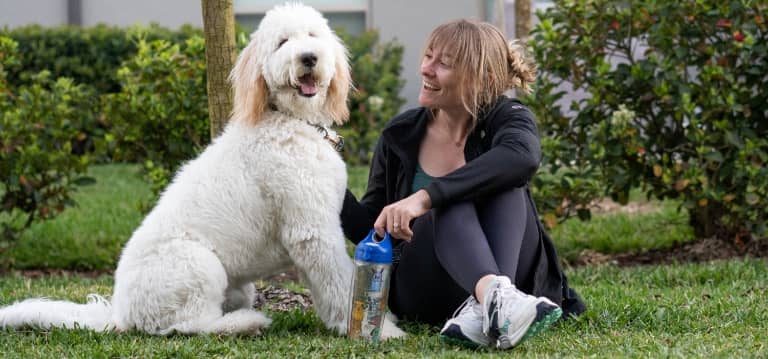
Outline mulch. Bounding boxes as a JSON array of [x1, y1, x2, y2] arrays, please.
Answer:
[[573, 236, 768, 267], [13, 268, 112, 278], [253, 283, 312, 312], [255, 270, 312, 312]]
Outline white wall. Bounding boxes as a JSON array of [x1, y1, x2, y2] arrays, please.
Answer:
[[0, 0, 202, 29], [369, 0, 487, 111], [0, 0, 68, 28], [81, 0, 201, 29]]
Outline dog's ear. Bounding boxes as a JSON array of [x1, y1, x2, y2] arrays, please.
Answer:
[[230, 43, 269, 126], [324, 39, 352, 125]]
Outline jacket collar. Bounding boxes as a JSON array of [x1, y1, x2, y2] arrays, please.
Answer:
[[380, 97, 511, 166], [381, 107, 430, 168]]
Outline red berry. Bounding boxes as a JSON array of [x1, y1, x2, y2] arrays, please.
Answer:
[[733, 31, 745, 42]]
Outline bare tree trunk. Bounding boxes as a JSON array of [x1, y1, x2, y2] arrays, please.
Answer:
[[202, 0, 236, 139], [515, 0, 532, 39]]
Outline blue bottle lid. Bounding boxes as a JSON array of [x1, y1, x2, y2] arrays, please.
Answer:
[[354, 229, 393, 264]]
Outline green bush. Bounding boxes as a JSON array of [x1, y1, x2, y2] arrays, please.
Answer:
[[337, 29, 405, 165], [102, 37, 209, 197], [1, 24, 204, 161], [1, 24, 202, 94], [0, 37, 95, 269], [528, 0, 767, 239]]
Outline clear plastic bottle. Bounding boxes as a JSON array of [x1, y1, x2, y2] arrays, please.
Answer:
[[347, 229, 393, 343]]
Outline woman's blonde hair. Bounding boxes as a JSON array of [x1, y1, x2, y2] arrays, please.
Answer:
[[423, 19, 536, 122]]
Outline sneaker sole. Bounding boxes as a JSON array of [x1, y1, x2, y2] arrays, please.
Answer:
[[497, 302, 562, 349], [440, 323, 490, 349]]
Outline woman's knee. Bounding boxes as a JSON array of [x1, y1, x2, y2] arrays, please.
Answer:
[[434, 201, 476, 221], [484, 187, 527, 212]]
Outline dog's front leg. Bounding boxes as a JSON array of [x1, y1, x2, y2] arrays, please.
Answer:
[[282, 226, 353, 334]]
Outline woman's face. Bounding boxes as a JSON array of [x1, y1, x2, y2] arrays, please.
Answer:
[[418, 46, 464, 112]]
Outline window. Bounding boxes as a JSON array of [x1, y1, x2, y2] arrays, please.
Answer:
[[234, 0, 367, 35]]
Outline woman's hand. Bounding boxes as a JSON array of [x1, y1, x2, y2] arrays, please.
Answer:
[[374, 189, 432, 241]]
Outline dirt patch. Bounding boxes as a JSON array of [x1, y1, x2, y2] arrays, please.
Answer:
[[255, 269, 313, 311], [590, 198, 661, 215], [572, 236, 768, 267], [253, 282, 312, 312], [15, 268, 113, 278]]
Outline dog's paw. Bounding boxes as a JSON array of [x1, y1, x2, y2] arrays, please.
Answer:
[[327, 320, 347, 336], [380, 313, 407, 340]]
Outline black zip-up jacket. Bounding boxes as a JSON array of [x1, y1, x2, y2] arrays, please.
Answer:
[[341, 96, 586, 317], [342, 96, 541, 239]]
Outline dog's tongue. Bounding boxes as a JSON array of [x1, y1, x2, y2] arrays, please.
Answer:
[[299, 74, 317, 96]]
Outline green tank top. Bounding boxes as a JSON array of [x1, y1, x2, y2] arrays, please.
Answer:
[[411, 163, 435, 193]]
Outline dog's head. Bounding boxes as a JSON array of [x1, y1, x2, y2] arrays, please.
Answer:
[[230, 3, 351, 127]]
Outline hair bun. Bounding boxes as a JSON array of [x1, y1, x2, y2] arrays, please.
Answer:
[[507, 40, 536, 94]]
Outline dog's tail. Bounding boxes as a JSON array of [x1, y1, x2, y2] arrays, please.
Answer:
[[0, 294, 114, 331]]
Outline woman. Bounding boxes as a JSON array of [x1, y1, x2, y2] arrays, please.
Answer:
[[341, 19, 586, 349]]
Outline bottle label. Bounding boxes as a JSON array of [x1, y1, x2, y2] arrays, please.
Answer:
[[348, 263, 391, 342]]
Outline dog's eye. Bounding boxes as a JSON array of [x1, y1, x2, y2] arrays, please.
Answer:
[[309, 32, 316, 37], [277, 38, 288, 48]]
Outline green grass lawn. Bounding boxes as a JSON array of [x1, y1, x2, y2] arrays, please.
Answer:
[[2, 164, 766, 357], [1, 259, 765, 358], [551, 198, 693, 263], [10, 164, 695, 270], [10, 164, 152, 270]]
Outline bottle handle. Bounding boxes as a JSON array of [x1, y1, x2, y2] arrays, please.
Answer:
[[372, 231, 390, 243]]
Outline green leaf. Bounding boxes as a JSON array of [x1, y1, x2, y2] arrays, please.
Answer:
[[705, 151, 724, 163], [725, 131, 744, 149]]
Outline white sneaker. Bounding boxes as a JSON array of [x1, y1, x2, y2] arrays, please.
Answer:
[[482, 276, 562, 349], [439, 296, 492, 348]]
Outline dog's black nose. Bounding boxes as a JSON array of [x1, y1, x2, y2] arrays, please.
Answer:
[[300, 52, 317, 67]]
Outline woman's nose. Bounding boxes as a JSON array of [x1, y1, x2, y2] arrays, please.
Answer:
[[420, 60, 434, 76]]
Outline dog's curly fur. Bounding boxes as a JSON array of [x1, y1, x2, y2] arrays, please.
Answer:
[[0, 3, 404, 339]]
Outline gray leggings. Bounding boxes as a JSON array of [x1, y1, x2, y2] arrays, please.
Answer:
[[388, 187, 541, 326]]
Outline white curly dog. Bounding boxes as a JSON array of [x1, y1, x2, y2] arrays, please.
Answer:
[[0, 3, 404, 339]]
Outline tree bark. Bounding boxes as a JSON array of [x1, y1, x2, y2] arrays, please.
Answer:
[[202, 0, 236, 139], [515, 0, 532, 39]]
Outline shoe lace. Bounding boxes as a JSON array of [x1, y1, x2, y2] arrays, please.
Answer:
[[491, 286, 503, 323], [492, 283, 525, 325], [451, 296, 479, 319]]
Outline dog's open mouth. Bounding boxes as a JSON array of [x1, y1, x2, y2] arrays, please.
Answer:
[[297, 74, 318, 97]]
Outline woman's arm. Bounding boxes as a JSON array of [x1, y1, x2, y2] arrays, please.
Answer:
[[340, 137, 390, 243]]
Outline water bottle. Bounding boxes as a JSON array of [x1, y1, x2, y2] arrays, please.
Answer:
[[347, 229, 393, 343]]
